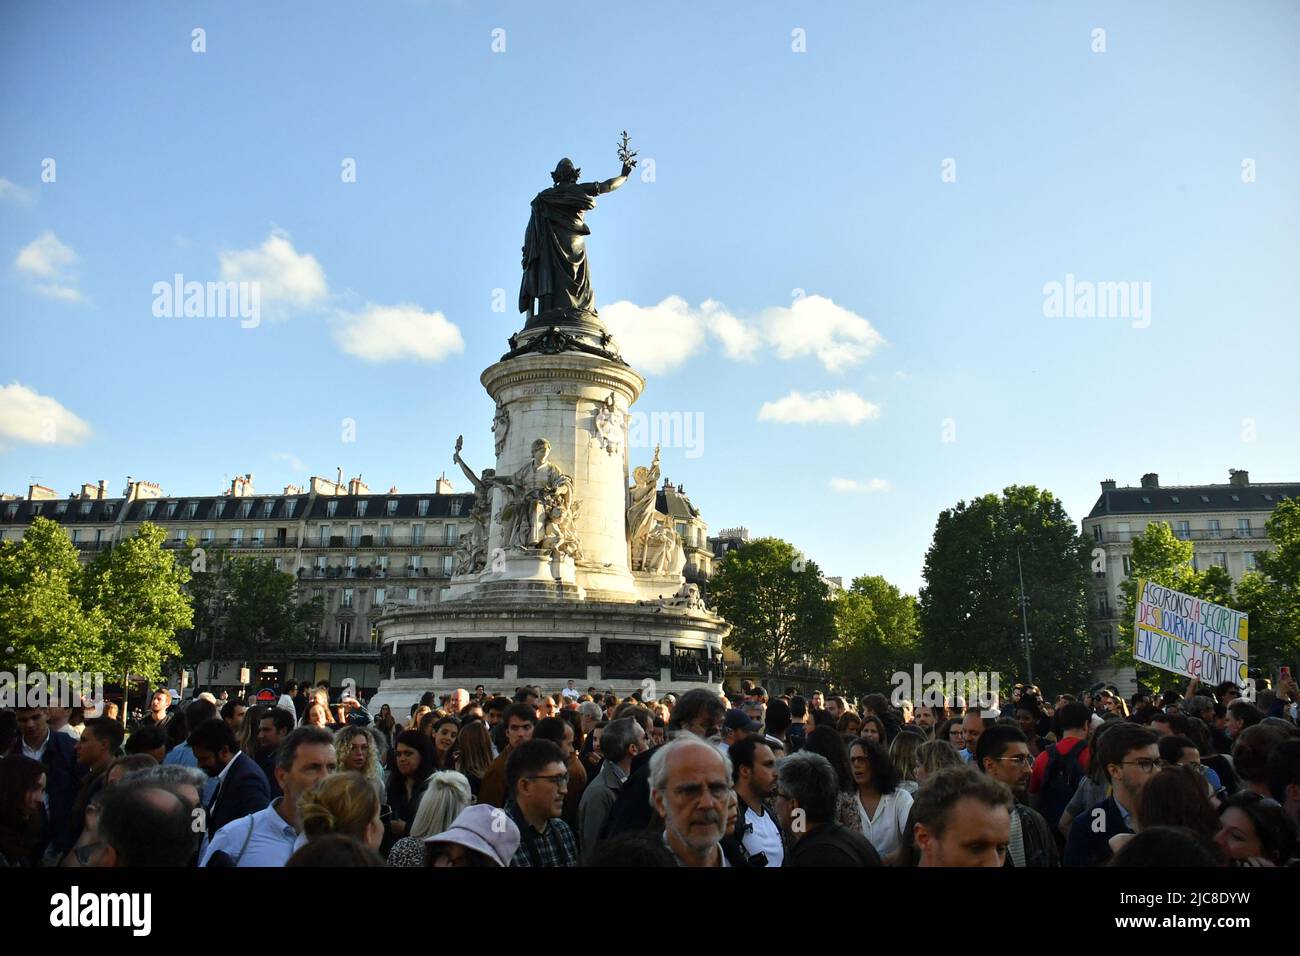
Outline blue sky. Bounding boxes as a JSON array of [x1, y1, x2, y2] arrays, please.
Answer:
[[2, 0, 1298, 594]]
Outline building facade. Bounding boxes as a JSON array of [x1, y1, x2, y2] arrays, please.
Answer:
[[1081, 469, 1298, 692], [1, 472, 470, 696]]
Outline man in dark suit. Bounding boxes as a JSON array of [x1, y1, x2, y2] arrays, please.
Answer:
[[1064, 723, 1161, 867], [11, 706, 86, 859], [189, 718, 270, 840]]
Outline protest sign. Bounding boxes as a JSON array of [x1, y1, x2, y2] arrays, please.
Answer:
[[1133, 579, 1248, 684]]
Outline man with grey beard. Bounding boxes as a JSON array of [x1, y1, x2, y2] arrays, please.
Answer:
[[649, 735, 732, 867]]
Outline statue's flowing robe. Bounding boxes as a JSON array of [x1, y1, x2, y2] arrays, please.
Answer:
[[519, 182, 600, 315]]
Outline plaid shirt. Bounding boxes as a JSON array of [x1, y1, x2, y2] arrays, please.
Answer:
[[506, 800, 579, 867]]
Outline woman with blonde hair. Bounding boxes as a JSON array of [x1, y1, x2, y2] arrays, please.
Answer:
[[296, 771, 384, 852], [913, 738, 963, 787], [386, 770, 474, 866], [335, 725, 386, 801], [888, 729, 924, 794], [406, 705, 432, 732]]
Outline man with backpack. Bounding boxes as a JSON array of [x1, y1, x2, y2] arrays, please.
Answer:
[[1028, 702, 1091, 840]]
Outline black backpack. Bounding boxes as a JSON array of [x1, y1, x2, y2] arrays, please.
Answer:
[[1037, 740, 1088, 832]]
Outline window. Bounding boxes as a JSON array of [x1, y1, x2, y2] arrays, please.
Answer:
[[1175, 520, 1190, 540], [338, 621, 352, 646], [675, 522, 687, 539], [95, 529, 104, 545], [202, 528, 214, 544], [1208, 519, 1221, 539], [262, 500, 274, 518], [412, 524, 424, 545], [240, 501, 253, 518], [418, 499, 430, 517], [231, 528, 244, 545], [319, 523, 331, 545], [439, 586, 450, 602], [444, 523, 457, 546], [164, 502, 177, 519], [326, 500, 338, 518], [349, 526, 361, 547], [409, 555, 421, 572], [375, 588, 386, 606], [1244, 552, 1257, 571], [142, 502, 156, 518], [284, 498, 297, 519], [253, 528, 265, 546], [1212, 552, 1227, 569], [1170, 495, 1180, 504], [450, 499, 463, 517], [1118, 521, 1131, 541], [316, 556, 327, 570], [380, 524, 392, 545], [56, 502, 69, 515], [407, 588, 418, 602], [173, 529, 185, 544], [4, 504, 17, 520], [71, 529, 81, 543], [387, 499, 398, 516], [1237, 518, 1252, 537], [347, 555, 358, 571], [184, 501, 197, 519], [356, 500, 369, 518], [1122, 555, 1133, 576], [207, 501, 221, 519], [79, 501, 92, 516], [378, 554, 389, 570], [1092, 525, 1103, 543], [442, 555, 454, 576], [342, 588, 354, 608], [1201, 495, 1210, 503]]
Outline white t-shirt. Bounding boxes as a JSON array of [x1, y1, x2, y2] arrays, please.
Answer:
[[742, 803, 784, 867], [857, 789, 913, 861]]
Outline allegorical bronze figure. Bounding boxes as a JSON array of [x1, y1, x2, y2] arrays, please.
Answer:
[[519, 132, 637, 329]]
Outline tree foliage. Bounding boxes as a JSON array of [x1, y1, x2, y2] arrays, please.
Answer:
[[0, 517, 109, 673], [84, 522, 192, 685], [919, 485, 1093, 697], [829, 575, 920, 698], [709, 537, 836, 683], [1233, 499, 1300, 676]]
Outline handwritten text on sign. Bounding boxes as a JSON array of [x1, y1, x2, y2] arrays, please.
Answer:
[[1133, 579, 1248, 684]]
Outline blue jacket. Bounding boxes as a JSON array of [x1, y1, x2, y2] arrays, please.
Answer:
[[1063, 795, 1131, 867], [10, 731, 85, 855], [205, 751, 271, 838]]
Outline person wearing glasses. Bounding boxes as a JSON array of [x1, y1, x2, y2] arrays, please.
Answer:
[[1063, 723, 1160, 867], [504, 739, 578, 867], [973, 724, 1058, 866]]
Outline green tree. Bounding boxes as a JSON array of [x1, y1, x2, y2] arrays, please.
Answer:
[[919, 485, 1093, 697], [1234, 499, 1300, 675], [1113, 521, 1243, 686], [829, 575, 920, 698], [0, 517, 108, 673], [709, 537, 836, 685], [84, 522, 192, 695], [178, 547, 323, 678]]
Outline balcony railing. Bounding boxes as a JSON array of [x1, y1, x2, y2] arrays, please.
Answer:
[[1093, 528, 1265, 544], [303, 565, 448, 579], [301, 534, 451, 549]]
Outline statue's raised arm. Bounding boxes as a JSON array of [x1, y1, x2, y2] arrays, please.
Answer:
[[518, 132, 637, 328]]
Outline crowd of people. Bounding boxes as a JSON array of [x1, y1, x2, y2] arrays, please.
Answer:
[[2, 673, 1297, 868]]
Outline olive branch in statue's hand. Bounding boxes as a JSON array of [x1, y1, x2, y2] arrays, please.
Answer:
[[617, 130, 638, 171]]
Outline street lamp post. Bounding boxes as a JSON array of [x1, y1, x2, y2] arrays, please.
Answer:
[[1017, 546, 1033, 688]]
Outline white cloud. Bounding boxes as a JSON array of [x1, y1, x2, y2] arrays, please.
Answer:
[[0, 383, 92, 448], [602, 295, 709, 374], [757, 390, 882, 425], [830, 477, 890, 494], [219, 230, 328, 314], [761, 294, 885, 373], [272, 451, 306, 473], [14, 231, 84, 302], [333, 303, 465, 363], [599, 293, 881, 373], [0, 178, 35, 205]]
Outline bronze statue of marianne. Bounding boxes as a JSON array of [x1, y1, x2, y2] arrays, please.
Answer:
[[519, 132, 637, 330]]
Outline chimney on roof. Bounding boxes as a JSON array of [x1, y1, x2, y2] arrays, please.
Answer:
[[435, 473, 454, 495], [230, 473, 256, 497], [98, 479, 108, 499], [348, 476, 370, 496], [27, 484, 56, 501], [1101, 479, 1117, 492], [1229, 469, 1249, 487], [1140, 473, 1159, 489]]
